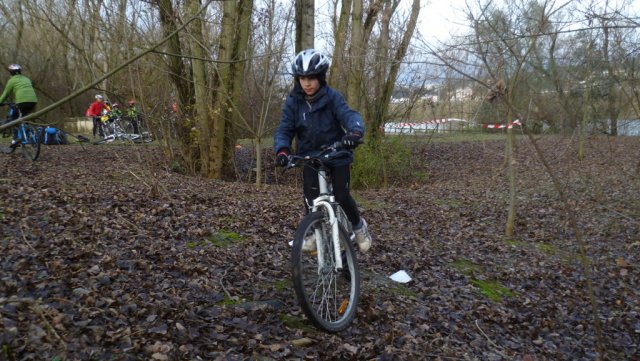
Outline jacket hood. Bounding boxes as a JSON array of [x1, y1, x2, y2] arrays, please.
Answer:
[[291, 76, 328, 98]]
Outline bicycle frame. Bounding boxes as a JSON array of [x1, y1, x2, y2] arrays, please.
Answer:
[[289, 144, 354, 273]]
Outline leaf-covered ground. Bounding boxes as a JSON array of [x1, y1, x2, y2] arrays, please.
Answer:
[[1, 136, 638, 361]]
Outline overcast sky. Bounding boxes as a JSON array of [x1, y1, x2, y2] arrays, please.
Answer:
[[313, 0, 471, 49], [417, 0, 469, 42]]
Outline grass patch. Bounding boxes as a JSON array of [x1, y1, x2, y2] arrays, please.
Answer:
[[279, 313, 316, 332], [351, 193, 387, 210], [451, 259, 482, 276], [399, 132, 522, 144], [388, 282, 418, 298], [217, 294, 242, 306], [503, 239, 526, 247], [207, 230, 244, 247], [470, 278, 515, 302], [536, 242, 557, 255], [412, 170, 429, 182], [273, 278, 292, 292]]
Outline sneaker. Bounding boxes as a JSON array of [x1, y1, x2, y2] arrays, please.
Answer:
[[289, 234, 317, 251], [354, 218, 372, 252], [301, 234, 316, 252], [9, 139, 19, 148]]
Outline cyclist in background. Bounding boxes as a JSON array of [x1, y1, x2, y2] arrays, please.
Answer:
[[273, 48, 372, 252], [110, 103, 122, 120], [85, 95, 109, 138], [0, 64, 38, 147], [127, 100, 141, 134]]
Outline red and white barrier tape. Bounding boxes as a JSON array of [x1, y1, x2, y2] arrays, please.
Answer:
[[482, 119, 522, 129], [382, 118, 522, 131], [386, 118, 468, 128]]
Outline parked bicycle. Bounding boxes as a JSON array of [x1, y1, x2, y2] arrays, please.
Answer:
[[285, 142, 361, 332], [0, 102, 44, 160], [93, 112, 153, 145]]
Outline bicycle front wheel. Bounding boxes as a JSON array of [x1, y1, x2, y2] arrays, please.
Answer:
[[291, 211, 360, 332], [21, 124, 43, 161]]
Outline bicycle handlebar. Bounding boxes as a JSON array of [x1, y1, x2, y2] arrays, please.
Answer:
[[284, 140, 363, 170]]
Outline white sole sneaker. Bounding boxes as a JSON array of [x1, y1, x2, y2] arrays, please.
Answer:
[[354, 218, 372, 252], [301, 234, 316, 252], [288, 235, 315, 250]]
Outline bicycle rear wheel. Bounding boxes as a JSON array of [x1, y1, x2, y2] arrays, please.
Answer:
[[1, 143, 16, 154], [21, 124, 43, 161], [291, 210, 360, 332]]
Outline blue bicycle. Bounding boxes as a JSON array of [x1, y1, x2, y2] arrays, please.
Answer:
[[1, 102, 44, 160]]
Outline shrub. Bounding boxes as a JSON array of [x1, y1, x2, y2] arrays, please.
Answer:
[[351, 135, 418, 189]]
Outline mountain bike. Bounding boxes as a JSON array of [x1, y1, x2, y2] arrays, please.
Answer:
[[285, 142, 361, 332], [122, 115, 154, 144], [0, 102, 44, 160], [93, 113, 153, 145]]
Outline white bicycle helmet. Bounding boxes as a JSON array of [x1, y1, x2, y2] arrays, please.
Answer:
[[291, 49, 330, 77], [95, 94, 104, 101], [8, 64, 21, 75]]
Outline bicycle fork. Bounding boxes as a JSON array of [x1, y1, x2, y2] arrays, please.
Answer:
[[311, 168, 344, 273], [312, 200, 344, 273]]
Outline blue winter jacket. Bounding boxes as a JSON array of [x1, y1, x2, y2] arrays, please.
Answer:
[[273, 83, 365, 167]]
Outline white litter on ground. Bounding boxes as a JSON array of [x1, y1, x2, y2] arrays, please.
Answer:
[[389, 270, 412, 283]]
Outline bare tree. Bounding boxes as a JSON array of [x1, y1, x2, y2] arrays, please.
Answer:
[[236, 0, 294, 186]]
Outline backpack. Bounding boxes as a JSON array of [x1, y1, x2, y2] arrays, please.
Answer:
[[41, 126, 69, 145]]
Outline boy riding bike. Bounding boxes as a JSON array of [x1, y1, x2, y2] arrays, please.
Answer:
[[273, 48, 372, 252]]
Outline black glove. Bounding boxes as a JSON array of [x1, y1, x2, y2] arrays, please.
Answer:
[[342, 132, 362, 149], [275, 149, 289, 167]]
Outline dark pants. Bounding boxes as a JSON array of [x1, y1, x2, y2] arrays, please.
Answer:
[[10, 102, 37, 120], [9, 102, 37, 140], [92, 117, 104, 137], [303, 164, 361, 227]]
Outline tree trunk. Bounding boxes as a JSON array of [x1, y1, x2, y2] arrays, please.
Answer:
[[155, 0, 196, 169], [328, 0, 351, 94], [209, 0, 235, 179], [505, 127, 516, 237], [602, 25, 618, 136], [223, 0, 253, 178], [295, 0, 314, 51], [369, 0, 420, 146], [347, 0, 364, 109], [208, 0, 253, 180], [187, 0, 210, 175]]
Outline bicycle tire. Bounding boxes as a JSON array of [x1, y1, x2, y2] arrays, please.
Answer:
[[291, 210, 360, 332], [21, 124, 43, 161], [141, 131, 154, 143], [1, 144, 16, 154], [93, 136, 111, 145]]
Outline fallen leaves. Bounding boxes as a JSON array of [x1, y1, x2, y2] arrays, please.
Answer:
[[0, 138, 639, 359]]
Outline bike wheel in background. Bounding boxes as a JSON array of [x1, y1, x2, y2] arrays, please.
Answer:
[[93, 135, 114, 145], [1, 142, 17, 154], [21, 124, 43, 161], [139, 131, 154, 143], [291, 211, 360, 332]]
